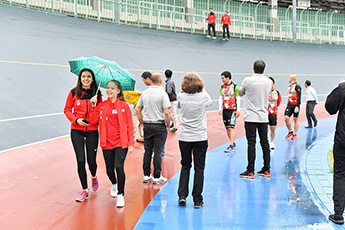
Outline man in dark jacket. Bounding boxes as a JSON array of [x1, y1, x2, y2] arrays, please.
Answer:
[[165, 69, 178, 133], [325, 81, 345, 225]]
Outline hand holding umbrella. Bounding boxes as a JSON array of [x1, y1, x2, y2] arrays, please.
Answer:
[[69, 56, 136, 93]]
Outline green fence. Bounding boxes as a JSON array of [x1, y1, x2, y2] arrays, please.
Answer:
[[1, 0, 345, 45]]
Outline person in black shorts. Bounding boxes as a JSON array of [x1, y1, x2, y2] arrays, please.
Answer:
[[267, 77, 281, 150], [284, 75, 301, 140], [219, 71, 240, 152]]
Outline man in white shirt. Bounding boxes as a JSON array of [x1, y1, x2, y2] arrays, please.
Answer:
[[304, 80, 318, 128]]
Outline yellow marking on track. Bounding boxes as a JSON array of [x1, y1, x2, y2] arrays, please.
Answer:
[[0, 60, 69, 67], [1, 59, 345, 76]]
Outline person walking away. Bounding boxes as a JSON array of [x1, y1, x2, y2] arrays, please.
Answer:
[[141, 71, 167, 157], [284, 75, 302, 140], [90, 80, 134, 208], [238, 60, 272, 179], [123, 90, 144, 143], [165, 69, 178, 133], [64, 68, 102, 202], [325, 81, 345, 225], [219, 71, 240, 152], [221, 10, 231, 41], [136, 73, 171, 184], [177, 72, 212, 209], [206, 8, 217, 39], [268, 77, 281, 150], [304, 80, 318, 128]]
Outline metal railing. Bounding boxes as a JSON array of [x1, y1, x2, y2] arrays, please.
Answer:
[[1, 0, 345, 45]]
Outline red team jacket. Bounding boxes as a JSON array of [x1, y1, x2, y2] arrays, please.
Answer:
[[90, 98, 134, 149], [268, 89, 281, 115], [206, 13, 217, 24], [221, 14, 231, 25], [287, 82, 302, 106], [64, 88, 102, 132]]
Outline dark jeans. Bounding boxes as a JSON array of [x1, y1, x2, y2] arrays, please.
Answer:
[[70, 129, 99, 190], [222, 24, 230, 38], [143, 124, 167, 178], [208, 23, 216, 37], [333, 142, 345, 215], [244, 122, 270, 172], [102, 147, 128, 195], [306, 101, 317, 127], [178, 140, 208, 203]]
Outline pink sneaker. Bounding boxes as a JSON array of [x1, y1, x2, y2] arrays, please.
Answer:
[[92, 177, 99, 191], [76, 190, 89, 202]]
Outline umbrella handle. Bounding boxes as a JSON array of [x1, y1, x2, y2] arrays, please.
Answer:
[[94, 66, 105, 97]]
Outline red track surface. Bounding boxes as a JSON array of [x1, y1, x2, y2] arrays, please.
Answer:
[[0, 104, 333, 230]]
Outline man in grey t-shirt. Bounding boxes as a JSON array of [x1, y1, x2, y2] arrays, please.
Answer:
[[136, 72, 171, 184], [238, 60, 272, 179]]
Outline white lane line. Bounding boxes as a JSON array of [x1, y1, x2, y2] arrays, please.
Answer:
[[2, 59, 345, 76], [0, 112, 63, 123], [0, 135, 69, 154]]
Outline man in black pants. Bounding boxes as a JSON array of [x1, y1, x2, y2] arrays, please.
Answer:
[[325, 81, 345, 225], [206, 8, 217, 39], [136, 73, 171, 184], [238, 60, 272, 179], [304, 80, 318, 128]]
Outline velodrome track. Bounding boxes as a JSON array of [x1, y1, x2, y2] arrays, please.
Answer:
[[1, 3, 345, 229]]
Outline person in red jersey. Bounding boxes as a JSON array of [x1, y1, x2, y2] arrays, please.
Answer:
[[284, 75, 301, 140], [90, 80, 134, 208], [206, 8, 217, 39], [64, 68, 102, 202], [221, 10, 231, 41], [267, 77, 281, 150]]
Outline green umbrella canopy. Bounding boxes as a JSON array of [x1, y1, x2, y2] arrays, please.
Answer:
[[69, 56, 136, 91]]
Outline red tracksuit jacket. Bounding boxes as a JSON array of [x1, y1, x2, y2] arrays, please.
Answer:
[[90, 98, 134, 149], [64, 88, 102, 132], [221, 14, 231, 25], [206, 13, 217, 24]]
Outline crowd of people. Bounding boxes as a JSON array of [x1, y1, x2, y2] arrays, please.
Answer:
[[63, 59, 345, 225]]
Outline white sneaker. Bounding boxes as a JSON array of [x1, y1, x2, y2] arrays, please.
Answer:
[[116, 194, 125, 207], [152, 176, 167, 184], [222, 38, 225, 41], [270, 142, 275, 150], [212, 37, 216, 40], [110, 184, 118, 197], [143, 175, 153, 183], [206, 35, 211, 38]]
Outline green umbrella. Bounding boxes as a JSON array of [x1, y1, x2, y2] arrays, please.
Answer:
[[68, 56, 136, 91]]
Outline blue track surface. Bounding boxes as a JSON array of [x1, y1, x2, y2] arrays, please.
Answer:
[[135, 117, 345, 230]]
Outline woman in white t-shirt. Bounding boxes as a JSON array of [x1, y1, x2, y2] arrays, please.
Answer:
[[176, 72, 212, 209]]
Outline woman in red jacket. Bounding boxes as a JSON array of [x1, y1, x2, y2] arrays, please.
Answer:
[[90, 80, 134, 208], [64, 68, 102, 202]]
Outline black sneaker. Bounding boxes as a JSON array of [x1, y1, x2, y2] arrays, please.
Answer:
[[239, 170, 255, 179], [257, 169, 271, 177], [305, 126, 313, 128], [178, 197, 186, 206], [329, 214, 344, 225], [194, 201, 204, 209], [314, 120, 318, 127]]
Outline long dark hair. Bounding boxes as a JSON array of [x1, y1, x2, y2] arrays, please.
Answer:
[[75, 68, 102, 99], [108, 80, 125, 102]]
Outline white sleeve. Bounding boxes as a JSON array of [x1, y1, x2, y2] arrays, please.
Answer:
[[236, 96, 241, 111], [204, 92, 212, 107], [312, 88, 318, 103], [239, 78, 247, 96], [219, 96, 223, 110]]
